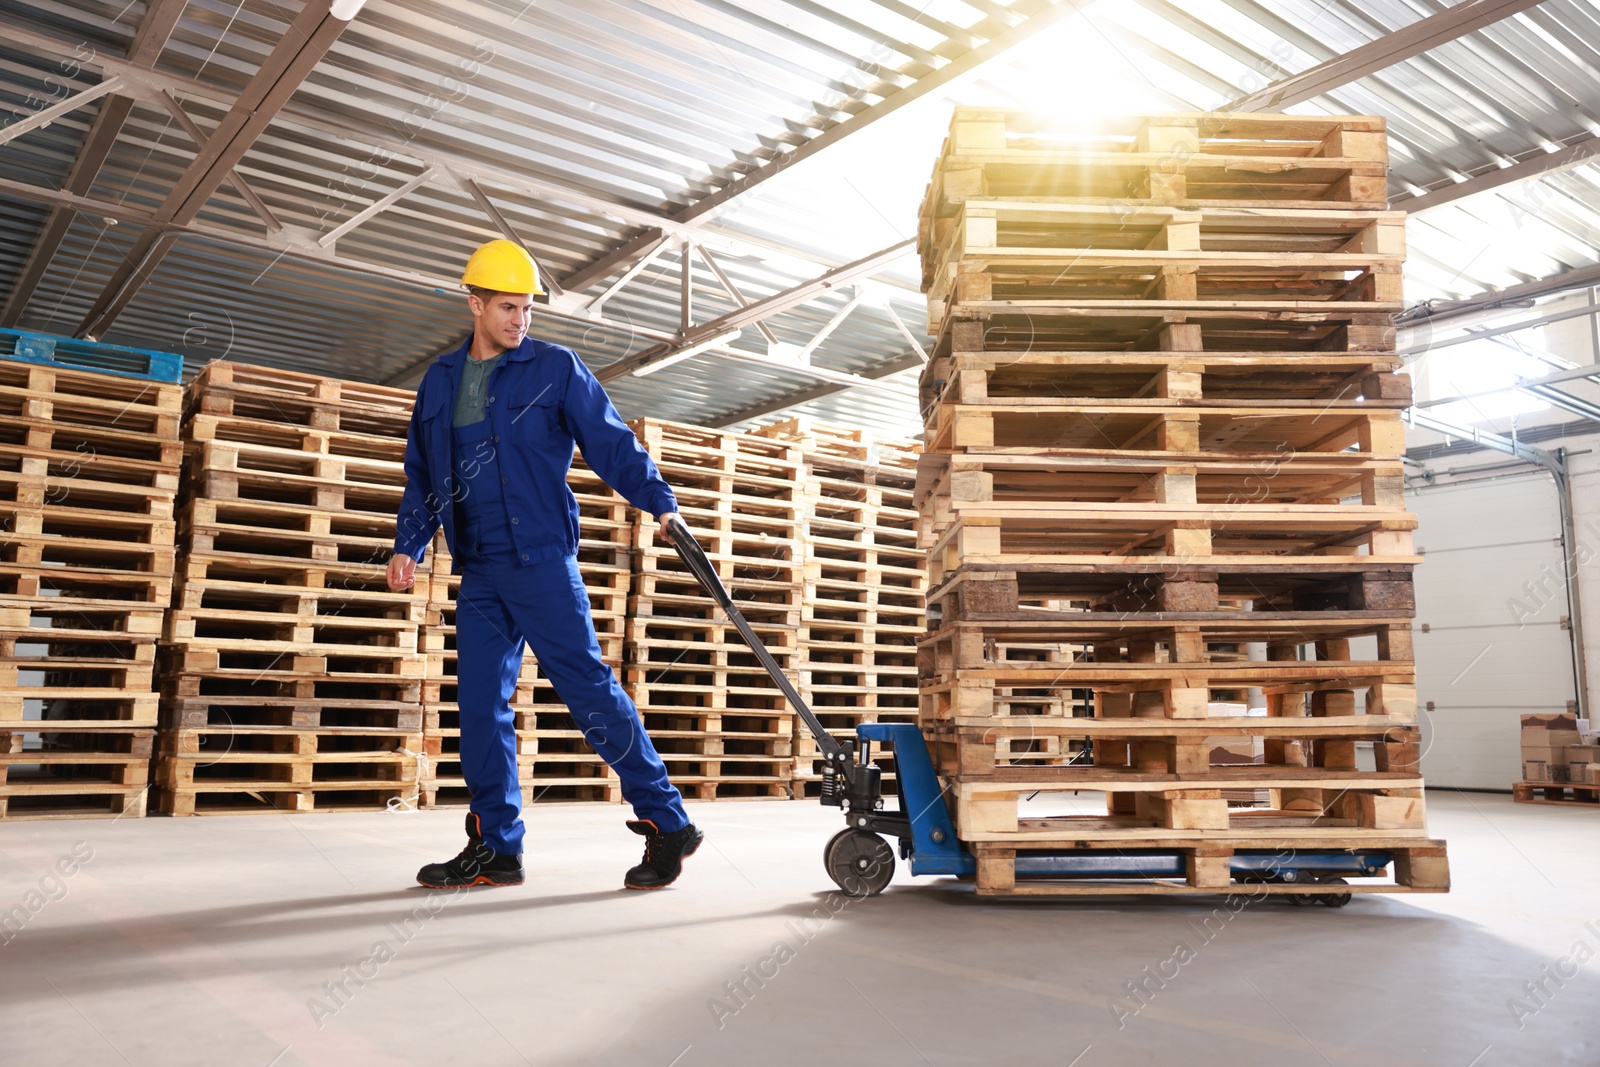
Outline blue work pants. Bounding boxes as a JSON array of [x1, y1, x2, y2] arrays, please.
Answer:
[[455, 555, 689, 855]]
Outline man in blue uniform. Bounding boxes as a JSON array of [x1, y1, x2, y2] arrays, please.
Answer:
[[388, 239, 702, 890]]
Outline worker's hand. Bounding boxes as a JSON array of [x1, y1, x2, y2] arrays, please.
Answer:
[[657, 511, 682, 546], [387, 552, 417, 592]]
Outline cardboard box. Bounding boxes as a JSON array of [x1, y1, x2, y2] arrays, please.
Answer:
[[1589, 764, 1600, 786], [1523, 759, 1551, 783], [1521, 744, 1570, 768], [1522, 713, 1582, 749], [1566, 743, 1600, 765]]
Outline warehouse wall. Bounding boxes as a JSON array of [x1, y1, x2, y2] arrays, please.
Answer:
[[1404, 292, 1600, 789], [1409, 473, 1576, 789]]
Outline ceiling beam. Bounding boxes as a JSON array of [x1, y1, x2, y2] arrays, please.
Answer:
[[1391, 133, 1600, 212], [0, 78, 125, 148], [1399, 263, 1600, 330], [1402, 299, 1600, 356], [155, 91, 282, 233], [0, 174, 683, 349], [595, 239, 915, 383], [558, 0, 1087, 293], [4, 21, 923, 298], [0, 0, 185, 327], [1228, 0, 1548, 113], [318, 166, 437, 247], [75, 1, 358, 339]]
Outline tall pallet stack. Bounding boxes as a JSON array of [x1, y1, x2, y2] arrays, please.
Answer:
[[0, 338, 182, 819], [419, 454, 631, 806], [625, 418, 802, 799], [915, 109, 1449, 897], [754, 418, 924, 795], [157, 362, 425, 815]]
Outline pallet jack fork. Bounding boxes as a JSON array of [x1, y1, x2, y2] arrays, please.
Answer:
[[667, 517, 1385, 902]]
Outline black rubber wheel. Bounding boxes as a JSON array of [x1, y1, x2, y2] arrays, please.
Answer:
[[824, 829, 895, 897], [1285, 875, 1353, 908], [1316, 877, 1353, 908]]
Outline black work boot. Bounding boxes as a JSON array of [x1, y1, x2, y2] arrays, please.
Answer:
[[623, 819, 703, 890], [416, 811, 524, 888]]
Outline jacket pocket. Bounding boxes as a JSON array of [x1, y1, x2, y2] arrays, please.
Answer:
[[508, 385, 557, 443]]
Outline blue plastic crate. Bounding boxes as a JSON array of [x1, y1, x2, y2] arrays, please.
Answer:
[[0, 328, 183, 384]]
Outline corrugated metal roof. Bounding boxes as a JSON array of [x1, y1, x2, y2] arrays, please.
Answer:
[[3, 0, 1599, 437]]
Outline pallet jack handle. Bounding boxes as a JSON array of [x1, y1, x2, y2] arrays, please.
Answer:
[[665, 515, 845, 760]]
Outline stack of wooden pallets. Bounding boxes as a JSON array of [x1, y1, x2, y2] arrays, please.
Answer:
[[754, 417, 924, 796], [157, 362, 426, 815], [0, 337, 181, 819], [625, 418, 802, 799], [418, 454, 631, 807], [914, 109, 1449, 897]]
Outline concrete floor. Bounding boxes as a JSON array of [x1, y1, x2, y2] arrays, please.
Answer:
[[0, 792, 1596, 1067]]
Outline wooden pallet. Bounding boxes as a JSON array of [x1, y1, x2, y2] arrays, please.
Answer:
[[184, 410, 407, 461], [631, 417, 804, 487], [919, 641, 1415, 715], [0, 358, 182, 444], [182, 447, 406, 522], [969, 839, 1448, 897], [925, 207, 1404, 333], [0, 467, 179, 522], [923, 201, 1405, 291], [625, 662, 801, 716], [156, 740, 420, 816], [172, 567, 420, 626], [927, 561, 1414, 619], [923, 503, 1416, 576], [156, 782, 414, 817], [1512, 780, 1600, 806], [934, 303, 1396, 355], [180, 497, 405, 565], [0, 785, 148, 820], [755, 416, 922, 473], [160, 726, 421, 758], [917, 454, 1405, 546], [0, 688, 160, 729], [0, 727, 153, 820], [919, 110, 1391, 233], [923, 350, 1406, 411], [166, 593, 423, 651], [0, 595, 164, 636], [759, 417, 928, 795], [162, 692, 422, 732], [928, 718, 1420, 775], [161, 651, 423, 699], [924, 394, 1406, 456], [185, 360, 415, 440]]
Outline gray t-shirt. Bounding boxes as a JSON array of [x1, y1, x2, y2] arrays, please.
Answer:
[[453, 352, 505, 427]]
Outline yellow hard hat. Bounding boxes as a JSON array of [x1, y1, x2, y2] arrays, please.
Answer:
[[460, 239, 544, 296]]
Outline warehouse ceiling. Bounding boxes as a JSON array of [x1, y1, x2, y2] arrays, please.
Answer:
[[3, 0, 1600, 437]]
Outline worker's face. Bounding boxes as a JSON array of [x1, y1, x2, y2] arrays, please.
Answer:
[[469, 291, 535, 353]]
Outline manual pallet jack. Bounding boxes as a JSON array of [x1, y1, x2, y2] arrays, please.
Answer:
[[668, 517, 1384, 903]]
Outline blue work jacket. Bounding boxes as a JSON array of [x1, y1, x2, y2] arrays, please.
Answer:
[[392, 335, 677, 572]]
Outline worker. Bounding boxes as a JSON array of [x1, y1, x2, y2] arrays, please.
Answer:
[[387, 239, 702, 891]]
